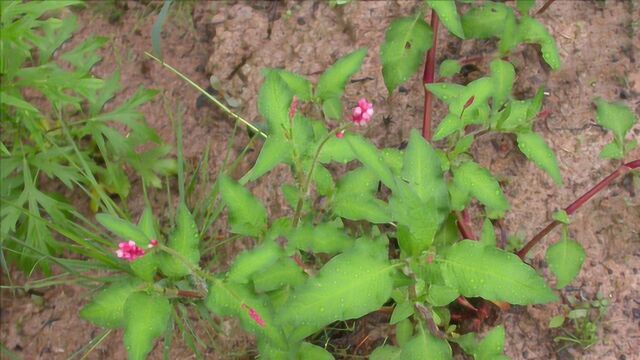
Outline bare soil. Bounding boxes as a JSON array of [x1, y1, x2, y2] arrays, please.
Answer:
[[1, 1, 639, 359]]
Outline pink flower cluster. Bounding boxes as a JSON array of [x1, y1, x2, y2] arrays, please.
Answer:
[[241, 304, 266, 327], [116, 239, 158, 262], [351, 98, 374, 126]]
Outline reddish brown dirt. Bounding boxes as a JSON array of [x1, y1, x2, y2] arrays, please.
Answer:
[[2, 1, 639, 359]]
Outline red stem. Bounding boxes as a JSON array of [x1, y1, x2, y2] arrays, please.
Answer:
[[517, 159, 639, 259], [456, 210, 477, 240], [421, 10, 439, 141], [536, 0, 556, 15]]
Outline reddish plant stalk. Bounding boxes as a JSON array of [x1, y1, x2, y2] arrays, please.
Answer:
[[517, 159, 639, 259], [421, 10, 439, 140], [536, 0, 556, 15], [456, 210, 477, 240]]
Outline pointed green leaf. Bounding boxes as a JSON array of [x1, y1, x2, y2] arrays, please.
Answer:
[[241, 135, 290, 183], [402, 130, 449, 203], [316, 48, 367, 100], [259, 72, 293, 137], [380, 15, 433, 93], [123, 292, 172, 360], [548, 315, 565, 328], [427, 83, 465, 105], [453, 161, 509, 217], [427, 0, 464, 38], [370, 345, 402, 360], [322, 96, 343, 120], [390, 300, 414, 325], [479, 218, 496, 246], [80, 280, 141, 329], [159, 202, 200, 278], [263, 69, 312, 101], [518, 17, 561, 70], [426, 284, 459, 307], [439, 59, 462, 77], [298, 343, 334, 360], [288, 221, 354, 254], [594, 98, 636, 142], [346, 134, 396, 190], [546, 238, 585, 289], [441, 240, 557, 304], [462, 2, 512, 39], [498, 100, 532, 131], [401, 328, 452, 360], [516, 132, 562, 185], [252, 258, 306, 292], [599, 142, 623, 160], [433, 113, 463, 141], [475, 325, 506, 360], [277, 241, 394, 340], [96, 214, 149, 246], [219, 175, 268, 237], [228, 241, 282, 284], [490, 59, 515, 108], [333, 167, 391, 223]]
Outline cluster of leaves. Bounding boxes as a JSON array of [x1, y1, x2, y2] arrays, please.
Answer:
[[548, 292, 610, 350], [0, 0, 174, 273], [21, 0, 637, 359]]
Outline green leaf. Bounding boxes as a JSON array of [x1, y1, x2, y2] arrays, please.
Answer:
[[548, 315, 565, 328], [498, 100, 531, 131], [402, 130, 448, 204], [546, 237, 585, 289], [370, 345, 402, 360], [252, 258, 306, 293], [527, 86, 545, 121], [298, 342, 334, 360], [219, 175, 268, 237], [390, 300, 414, 324], [552, 210, 570, 225], [241, 135, 290, 183], [518, 17, 561, 70], [288, 221, 354, 254], [516, 0, 536, 15], [80, 281, 141, 329], [131, 207, 159, 281], [263, 69, 313, 101], [315, 48, 367, 100], [439, 59, 462, 77], [453, 161, 509, 217], [228, 241, 282, 284], [475, 325, 506, 360], [259, 72, 293, 137], [426, 284, 459, 307], [159, 202, 200, 278], [401, 328, 452, 360], [96, 214, 149, 246], [599, 142, 623, 160], [277, 241, 394, 341], [123, 292, 172, 360], [441, 240, 557, 304], [427, 0, 464, 38], [427, 83, 465, 105], [516, 132, 562, 185], [593, 98, 636, 142], [490, 59, 515, 108], [322, 96, 343, 120], [346, 134, 396, 190], [318, 136, 356, 164], [433, 113, 463, 141], [396, 319, 414, 346], [479, 218, 496, 246], [380, 15, 433, 93], [462, 2, 512, 39], [333, 168, 391, 223]]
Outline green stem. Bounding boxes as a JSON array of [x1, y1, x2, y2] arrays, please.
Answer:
[[292, 124, 350, 227], [144, 51, 268, 139]]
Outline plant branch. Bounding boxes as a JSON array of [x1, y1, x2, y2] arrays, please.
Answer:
[[455, 210, 477, 240], [536, 0, 556, 15], [517, 159, 639, 259], [421, 10, 439, 141]]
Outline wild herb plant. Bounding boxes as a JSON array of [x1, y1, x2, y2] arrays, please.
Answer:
[[4, 1, 638, 359], [0, 0, 174, 273]]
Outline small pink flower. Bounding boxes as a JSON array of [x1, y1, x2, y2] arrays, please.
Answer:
[[148, 239, 158, 248], [351, 98, 374, 126], [116, 241, 145, 261], [336, 130, 345, 139], [288, 96, 298, 119]]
